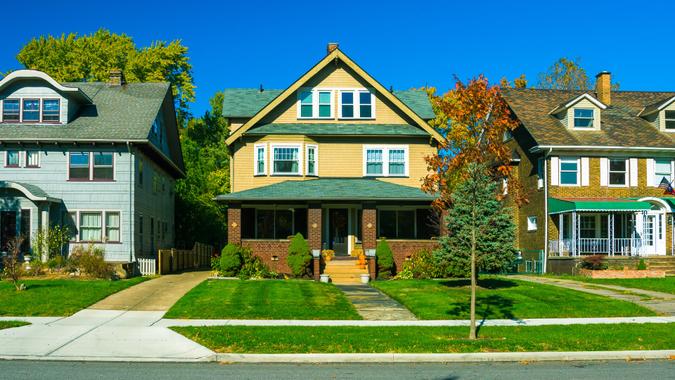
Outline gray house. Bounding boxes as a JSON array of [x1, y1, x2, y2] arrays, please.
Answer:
[[0, 69, 184, 264]]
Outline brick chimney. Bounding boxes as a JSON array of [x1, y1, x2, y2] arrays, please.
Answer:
[[595, 71, 611, 105], [109, 68, 126, 86], [327, 42, 339, 55]]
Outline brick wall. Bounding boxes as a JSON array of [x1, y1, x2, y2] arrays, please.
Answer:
[[308, 207, 322, 250], [241, 239, 291, 274], [362, 208, 377, 251], [227, 206, 241, 244], [387, 239, 440, 273]]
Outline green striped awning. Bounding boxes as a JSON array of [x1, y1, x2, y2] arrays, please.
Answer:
[[548, 198, 654, 215]]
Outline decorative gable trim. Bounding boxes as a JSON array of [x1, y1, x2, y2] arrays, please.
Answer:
[[638, 95, 675, 117], [549, 93, 607, 115], [225, 49, 443, 145]]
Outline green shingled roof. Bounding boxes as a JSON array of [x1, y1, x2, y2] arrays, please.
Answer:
[[0, 181, 60, 202], [215, 178, 435, 202], [221, 89, 435, 120], [247, 123, 428, 136]]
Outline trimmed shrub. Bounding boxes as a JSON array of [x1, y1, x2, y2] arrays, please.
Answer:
[[637, 259, 647, 270], [287, 233, 312, 277], [376, 238, 395, 279], [397, 249, 440, 279], [220, 244, 242, 276], [579, 255, 607, 270], [239, 246, 276, 279], [68, 245, 114, 279]]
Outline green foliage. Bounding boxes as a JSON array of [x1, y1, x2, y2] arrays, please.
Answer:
[[238, 247, 276, 280], [637, 259, 647, 271], [175, 92, 229, 247], [67, 245, 114, 279], [219, 244, 242, 277], [15, 29, 194, 124], [434, 164, 517, 278], [376, 239, 395, 279], [287, 233, 312, 278], [2, 237, 25, 291], [32, 225, 73, 260], [579, 255, 608, 271], [396, 249, 440, 280], [537, 57, 590, 90]]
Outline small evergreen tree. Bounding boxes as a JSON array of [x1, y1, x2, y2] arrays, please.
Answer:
[[220, 244, 242, 276], [287, 233, 311, 277], [376, 238, 395, 279]]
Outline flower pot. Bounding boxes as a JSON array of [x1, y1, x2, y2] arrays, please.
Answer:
[[360, 274, 370, 284], [320, 274, 330, 283]]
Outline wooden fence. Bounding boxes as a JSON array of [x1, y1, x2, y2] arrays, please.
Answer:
[[137, 257, 157, 276], [157, 242, 212, 275]]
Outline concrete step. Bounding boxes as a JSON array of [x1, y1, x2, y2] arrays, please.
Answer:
[[324, 267, 368, 274]]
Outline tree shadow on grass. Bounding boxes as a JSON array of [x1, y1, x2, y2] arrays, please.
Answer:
[[438, 278, 518, 290], [445, 294, 516, 334]]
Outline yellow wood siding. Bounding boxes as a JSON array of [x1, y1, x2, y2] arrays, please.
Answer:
[[231, 135, 435, 192]]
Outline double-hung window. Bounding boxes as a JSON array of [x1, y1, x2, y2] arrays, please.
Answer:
[[573, 108, 594, 128], [306, 145, 317, 176], [608, 158, 627, 186], [254, 144, 267, 175], [665, 111, 675, 130], [105, 212, 120, 242], [5, 150, 20, 167], [364, 145, 408, 177], [22, 99, 40, 122], [318, 91, 331, 118], [559, 157, 579, 185], [654, 159, 672, 187], [272, 145, 301, 175], [69, 153, 90, 180], [2, 99, 20, 122], [80, 212, 102, 242], [340, 89, 375, 119], [93, 152, 114, 180], [299, 91, 313, 118], [298, 89, 332, 119], [69, 152, 114, 181], [42, 99, 60, 122], [25, 151, 39, 168]]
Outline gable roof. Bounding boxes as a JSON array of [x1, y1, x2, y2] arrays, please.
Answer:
[[639, 95, 675, 117], [549, 92, 607, 115], [502, 88, 675, 150], [222, 88, 435, 120], [225, 48, 443, 145]]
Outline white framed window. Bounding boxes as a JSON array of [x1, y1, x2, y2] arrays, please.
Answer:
[[559, 157, 579, 186], [665, 111, 675, 130], [71, 210, 122, 243], [105, 212, 121, 242], [5, 150, 20, 167], [2, 99, 20, 122], [42, 99, 60, 122], [608, 158, 628, 186], [297, 89, 333, 119], [339, 89, 375, 119], [254, 144, 267, 176], [271, 144, 302, 175], [363, 145, 409, 177], [527, 216, 537, 231], [25, 151, 40, 168], [654, 159, 672, 187], [79, 212, 102, 242], [573, 108, 594, 128], [22, 99, 40, 122], [306, 144, 318, 176]]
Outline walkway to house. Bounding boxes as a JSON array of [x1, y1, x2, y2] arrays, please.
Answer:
[[511, 275, 675, 316], [336, 284, 417, 321]]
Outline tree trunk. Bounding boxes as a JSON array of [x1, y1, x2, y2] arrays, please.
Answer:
[[469, 225, 477, 340]]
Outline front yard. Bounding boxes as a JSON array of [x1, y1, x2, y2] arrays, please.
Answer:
[[0, 277, 147, 316], [371, 277, 655, 319], [547, 275, 675, 295], [172, 323, 674, 353], [164, 280, 362, 320], [0, 321, 28, 330]]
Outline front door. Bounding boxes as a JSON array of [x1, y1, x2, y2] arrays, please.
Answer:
[[328, 208, 348, 256], [636, 211, 665, 256], [1, 211, 17, 251]]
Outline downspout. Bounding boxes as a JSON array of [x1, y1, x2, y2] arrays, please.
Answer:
[[542, 147, 552, 273], [127, 142, 134, 264]]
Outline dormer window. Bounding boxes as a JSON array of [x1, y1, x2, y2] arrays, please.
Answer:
[[297, 89, 333, 119], [573, 108, 594, 128], [22, 99, 40, 122], [1, 98, 61, 123], [42, 99, 60, 122], [665, 110, 675, 130], [2, 100, 20, 122]]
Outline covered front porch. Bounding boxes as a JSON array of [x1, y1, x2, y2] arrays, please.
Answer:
[[548, 197, 673, 257]]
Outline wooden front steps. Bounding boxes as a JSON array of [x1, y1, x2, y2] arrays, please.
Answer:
[[323, 257, 368, 285]]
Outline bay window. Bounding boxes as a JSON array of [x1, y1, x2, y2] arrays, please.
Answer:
[[272, 145, 301, 175], [364, 145, 408, 177]]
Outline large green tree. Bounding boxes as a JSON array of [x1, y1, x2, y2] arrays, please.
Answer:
[[537, 57, 590, 90], [16, 29, 194, 124], [174, 92, 230, 247]]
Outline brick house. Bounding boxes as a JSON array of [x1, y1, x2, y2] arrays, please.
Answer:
[[502, 72, 675, 272], [217, 44, 444, 274]]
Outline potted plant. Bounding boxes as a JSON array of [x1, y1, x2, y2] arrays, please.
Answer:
[[321, 249, 334, 262], [360, 273, 370, 283], [320, 273, 330, 283]]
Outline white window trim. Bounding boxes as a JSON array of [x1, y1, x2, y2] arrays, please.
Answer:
[[270, 143, 303, 176], [527, 216, 538, 231], [305, 144, 318, 176], [4, 150, 21, 167], [296, 88, 334, 119], [70, 209, 123, 243], [362, 145, 409, 177], [607, 158, 629, 187], [338, 88, 376, 119], [663, 110, 675, 132], [254, 143, 267, 176], [572, 107, 595, 129], [24, 150, 40, 168], [559, 157, 580, 186], [653, 158, 674, 187]]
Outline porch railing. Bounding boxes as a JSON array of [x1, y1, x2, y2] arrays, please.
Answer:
[[549, 238, 642, 256]]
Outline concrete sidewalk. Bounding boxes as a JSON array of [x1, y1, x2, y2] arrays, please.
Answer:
[[512, 275, 675, 316], [336, 284, 417, 320]]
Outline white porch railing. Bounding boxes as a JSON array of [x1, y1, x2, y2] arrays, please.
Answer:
[[137, 257, 157, 275], [549, 238, 642, 256]]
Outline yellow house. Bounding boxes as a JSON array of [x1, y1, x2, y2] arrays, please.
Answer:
[[217, 44, 444, 274], [502, 72, 675, 273]]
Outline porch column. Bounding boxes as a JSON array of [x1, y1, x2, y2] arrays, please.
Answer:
[[362, 203, 377, 251], [571, 211, 577, 256], [559, 214, 564, 254], [608, 214, 614, 256], [40, 203, 49, 262], [227, 203, 241, 245], [307, 204, 322, 251]]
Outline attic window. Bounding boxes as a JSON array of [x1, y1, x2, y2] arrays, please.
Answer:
[[297, 89, 333, 119], [339, 89, 375, 119], [665, 110, 675, 130], [573, 108, 594, 128]]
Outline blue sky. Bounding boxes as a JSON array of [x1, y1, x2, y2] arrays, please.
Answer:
[[3, 0, 674, 116]]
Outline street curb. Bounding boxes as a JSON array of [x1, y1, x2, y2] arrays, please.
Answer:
[[0, 355, 215, 363], [214, 350, 675, 363]]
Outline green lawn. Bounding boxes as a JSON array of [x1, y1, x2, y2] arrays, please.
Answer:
[[547, 275, 675, 295], [371, 277, 655, 319], [164, 280, 362, 320], [0, 277, 147, 316], [173, 323, 675, 353], [0, 321, 29, 330]]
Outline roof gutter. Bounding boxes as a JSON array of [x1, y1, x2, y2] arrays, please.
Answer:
[[530, 145, 675, 153]]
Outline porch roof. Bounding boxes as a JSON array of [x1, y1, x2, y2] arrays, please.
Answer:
[[215, 178, 436, 202], [0, 181, 61, 203], [548, 197, 653, 215]]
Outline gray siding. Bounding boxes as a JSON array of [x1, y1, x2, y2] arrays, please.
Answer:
[[0, 80, 70, 123]]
